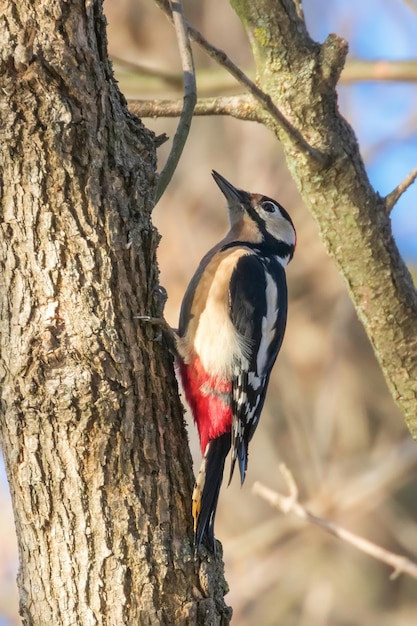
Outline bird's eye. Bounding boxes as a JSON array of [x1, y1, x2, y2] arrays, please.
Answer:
[[262, 201, 277, 213]]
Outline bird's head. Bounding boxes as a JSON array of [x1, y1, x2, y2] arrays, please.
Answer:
[[212, 170, 296, 264]]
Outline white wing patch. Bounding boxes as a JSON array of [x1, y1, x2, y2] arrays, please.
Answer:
[[256, 270, 279, 375], [248, 371, 262, 390]]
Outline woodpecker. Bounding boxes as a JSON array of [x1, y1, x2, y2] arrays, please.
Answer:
[[176, 171, 296, 552]]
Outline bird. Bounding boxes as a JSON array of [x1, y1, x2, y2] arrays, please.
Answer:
[[174, 170, 296, 552]]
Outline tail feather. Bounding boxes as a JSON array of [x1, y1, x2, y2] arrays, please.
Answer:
[[192, 433, 231, 551], [228, 432, 248, 487]]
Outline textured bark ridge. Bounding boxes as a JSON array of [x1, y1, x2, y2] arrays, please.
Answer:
[[0, 1, 230, 624]]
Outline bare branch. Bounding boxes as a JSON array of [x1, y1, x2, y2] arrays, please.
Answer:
[[153, 0, 196, 204], [112, 57, 242, 95], [128, 94, 261, 121], [115, 57, 417, 99], [153, 0, 326, 164], [188, 28, 328, 163], [343, 59, 417, 83], [111, 54, 183, 88], [253, 464, 417, 581], [385, 165, 417, 214]]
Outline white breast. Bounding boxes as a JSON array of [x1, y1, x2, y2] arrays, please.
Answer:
[[193, 248, 252, 379]]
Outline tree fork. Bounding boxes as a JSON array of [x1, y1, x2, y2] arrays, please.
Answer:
[[231, 0, 417, 438], [0, 1, 230, 624]]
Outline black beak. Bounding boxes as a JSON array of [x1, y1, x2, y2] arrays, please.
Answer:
[[211, 171, 249, 205]]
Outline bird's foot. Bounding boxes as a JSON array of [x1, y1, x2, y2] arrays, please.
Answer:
[[135, 314, 178, 356]]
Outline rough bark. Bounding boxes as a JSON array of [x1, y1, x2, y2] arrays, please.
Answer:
[[231, 0, 417, 438], [0, 1, 230, 624]]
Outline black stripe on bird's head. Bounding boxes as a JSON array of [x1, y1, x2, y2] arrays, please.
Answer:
[[212, 170, 296, 263]]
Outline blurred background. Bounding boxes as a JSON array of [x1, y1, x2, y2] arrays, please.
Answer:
[[1, 1, 417, 624]]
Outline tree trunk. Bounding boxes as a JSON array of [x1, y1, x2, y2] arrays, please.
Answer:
[[232, 0, 417, 438], [0, 1, 230, 624]]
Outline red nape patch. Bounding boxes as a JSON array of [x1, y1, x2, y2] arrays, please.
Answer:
[[178, 357, 232, 454]]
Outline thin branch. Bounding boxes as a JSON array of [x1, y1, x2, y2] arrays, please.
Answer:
[[111, 54, 183, 88], [153, 0, 326, 164], [112, 58, 241, 95], [154, 0, 196, 204], [128, 94, 260, 122], [343, 59, 417, 83], [115, 57, 417, 98], [253, 464, 417, 581], [188, 27, 327, 163], [385, 165, 417, 214]]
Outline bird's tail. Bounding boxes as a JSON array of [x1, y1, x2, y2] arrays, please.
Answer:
[[228, 421, 249, 487], [192, 432, 231, 552]]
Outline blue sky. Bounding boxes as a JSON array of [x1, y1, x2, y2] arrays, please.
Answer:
[[304, 0, 417, 262]]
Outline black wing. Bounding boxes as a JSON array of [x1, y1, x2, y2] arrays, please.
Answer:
[[228, 254, 288, 484]]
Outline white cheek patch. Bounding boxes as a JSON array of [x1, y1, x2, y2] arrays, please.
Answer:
[[265, 213, 296, 250]]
